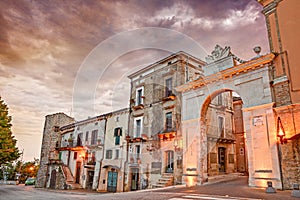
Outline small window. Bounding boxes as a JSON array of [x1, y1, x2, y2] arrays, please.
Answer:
[[135, 119, 142, 137], [136, 145, 140, 159], [91, 130, 98, 145], [165, 78, 172, 97], [218, 116, 225, 138], [114, 128, 122, 145], [165, 112, 172, 132], [74, 152, 78, 160], [136, 87, 144, 105], [106, 150, 113, 159], [77, 133, 83, 146], [217, 94, 223, 105], [85, 131, 89, 142], [240, 148, 244, 155], [115, 149, 119, 159]]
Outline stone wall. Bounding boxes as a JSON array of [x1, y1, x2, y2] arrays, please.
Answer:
[[36, 113, 74, 188], [272, 77, 291, 107], [275, 104, 300, 189]]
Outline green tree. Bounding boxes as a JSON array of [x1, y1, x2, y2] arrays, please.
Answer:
[[0, 97, 20, 165]]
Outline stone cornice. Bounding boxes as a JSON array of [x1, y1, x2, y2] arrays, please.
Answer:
[[176, 53, 275, 93]]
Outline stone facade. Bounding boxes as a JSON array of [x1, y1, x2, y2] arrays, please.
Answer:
[[233, 97, 247, 173], [206, 92, 236, 176], [274, 105, 300, 189], [258, 0, 300, 189], [36, 113, 74, 188], [126, 51, 205, 191]]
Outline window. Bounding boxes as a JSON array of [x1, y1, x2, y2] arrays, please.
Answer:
[[91, 152, 96, 163], [74, 152, 78, 160], [114, 127, 122, 145], [165, 112, 172, 132], [91, 130, 98, 145], [218, 116, 225, 138], [77, 133, 83, 146], [106, 150, 113, 159], [217, 94, 223, 105], [136, 87, 144, 105], [240, 148, 244, 155], [115, 149, 119, 159], [135, 145, 140, 159], [165, 78, 173, 97], [135, 119, 142, 138], [85, 131, 89, 143]]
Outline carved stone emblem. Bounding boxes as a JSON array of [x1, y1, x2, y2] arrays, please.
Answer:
[[205, 45, 231, 64]]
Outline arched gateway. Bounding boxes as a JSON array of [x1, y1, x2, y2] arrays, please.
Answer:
[[176, 45, 283, 189]]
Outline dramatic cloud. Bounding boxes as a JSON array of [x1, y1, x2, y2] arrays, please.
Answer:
[[0, 0, 268, 161]]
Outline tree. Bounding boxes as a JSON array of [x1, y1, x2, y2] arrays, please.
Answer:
[[0, 97, 20, 165]]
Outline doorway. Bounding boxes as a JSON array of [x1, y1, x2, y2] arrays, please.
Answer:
[[87, 171, 94, 189], [218, 147, 226, 173], [165, 150, 174, 173], [107, 171, 118, 192], [130, 168, 139, 191], [75, 162, 81, 183], [49, 169, 56, 189]]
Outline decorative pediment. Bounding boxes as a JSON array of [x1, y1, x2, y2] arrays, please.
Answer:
[[205, 45, 231, 64]]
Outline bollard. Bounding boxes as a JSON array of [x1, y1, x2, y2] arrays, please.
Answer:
[[265, 181, 276, 193], [291, 183, 300, 198]]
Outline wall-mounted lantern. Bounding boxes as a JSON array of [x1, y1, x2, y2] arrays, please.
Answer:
[[277, 117, 287, 144]]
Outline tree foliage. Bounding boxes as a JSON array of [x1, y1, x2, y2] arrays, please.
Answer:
[[0, 97, 20, 165]]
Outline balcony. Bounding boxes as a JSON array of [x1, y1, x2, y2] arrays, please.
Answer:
[[57, 140, 84, 151], [162, 94, 176, 102], [132, 104, 144, 111], [158, 128, 176, 141], [126, 136, 147, 143]]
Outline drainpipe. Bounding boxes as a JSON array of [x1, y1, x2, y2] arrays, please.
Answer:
[[94, 117, 107, 190], [123, 80, 133, 192]]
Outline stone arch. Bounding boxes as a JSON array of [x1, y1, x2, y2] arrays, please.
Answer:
[[178, 53, 282, 189]]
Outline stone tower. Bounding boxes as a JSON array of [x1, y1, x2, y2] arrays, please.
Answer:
[[36, 113, 74, 188]]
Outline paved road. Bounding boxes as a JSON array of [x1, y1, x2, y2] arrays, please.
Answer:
[[0, 177, 297, 200], [159, 176, 297, 200]]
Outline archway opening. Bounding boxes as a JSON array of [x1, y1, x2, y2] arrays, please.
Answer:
[[200, 89, 248, 178]]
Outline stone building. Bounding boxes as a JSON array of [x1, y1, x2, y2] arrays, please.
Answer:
[[126, 51, 206, 191], [98, 108, 129, 192], [206, 92, 236, 176], [257, 0, 300, 189], [58, 114, 106, 190], [36, 113, 74, 188], [233, 97, 247, 173]]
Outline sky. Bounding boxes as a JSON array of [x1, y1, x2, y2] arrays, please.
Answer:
[[0, 0, 269, 161]]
